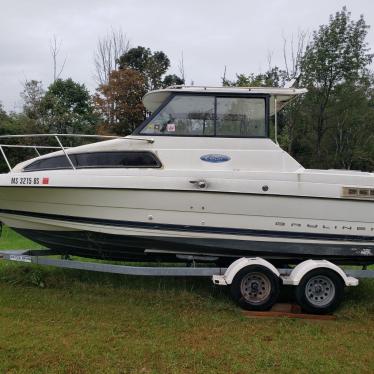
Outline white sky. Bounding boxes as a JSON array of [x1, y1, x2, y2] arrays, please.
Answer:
[[1, 0, 374, 112]]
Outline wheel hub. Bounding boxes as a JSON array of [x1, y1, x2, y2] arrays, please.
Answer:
[[250, 282, 259, 292], [240, 272, 271, 304], [305, 275, 336, 307], [313, 284, 323, 294]]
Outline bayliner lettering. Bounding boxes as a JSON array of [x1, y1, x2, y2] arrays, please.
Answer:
[[275, 221, 374, 232]]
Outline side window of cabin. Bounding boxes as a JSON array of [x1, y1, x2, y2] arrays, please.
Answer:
[[75, 152, 160, 168], [23, 155, 74, 171], [216, 98, 266, 137], [141, 95, 215, 136], [23, 152, 161, 171]]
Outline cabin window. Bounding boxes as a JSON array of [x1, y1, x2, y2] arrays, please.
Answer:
[[216, 98, 266, 137], [24, 155, 72, 171], [74, 152, 160, 168], [139, 94, 267, 137], [141, 95, 215, 136], [23, 151, 161, 172]]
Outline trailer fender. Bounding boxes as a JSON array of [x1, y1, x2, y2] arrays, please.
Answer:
[[212, 257, 280, 286], [282, 259, 359, 287]]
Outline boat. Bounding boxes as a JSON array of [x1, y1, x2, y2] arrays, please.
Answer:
[[0, 85, 373, 266]]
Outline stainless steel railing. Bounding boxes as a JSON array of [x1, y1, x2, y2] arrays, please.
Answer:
[[0, 133, 154, 172]]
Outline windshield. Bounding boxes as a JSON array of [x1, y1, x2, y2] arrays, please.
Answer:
[[140, 94, 267, 137]]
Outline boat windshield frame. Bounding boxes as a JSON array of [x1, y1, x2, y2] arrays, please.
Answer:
[[132, 92, 270, 138]]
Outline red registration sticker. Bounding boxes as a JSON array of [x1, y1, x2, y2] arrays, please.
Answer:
[[42, 177, 49, 185]]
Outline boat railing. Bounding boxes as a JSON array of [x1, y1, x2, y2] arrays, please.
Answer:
[[0, 133, 154, 172]]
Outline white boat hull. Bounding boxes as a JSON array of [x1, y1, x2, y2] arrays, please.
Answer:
[[1, 186, 373, 264]]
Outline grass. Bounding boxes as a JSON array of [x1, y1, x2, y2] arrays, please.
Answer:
[[0, 226, 373, 374], [0, 225, 43, 250]]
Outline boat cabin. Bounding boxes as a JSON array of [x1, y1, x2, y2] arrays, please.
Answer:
[[1, 86, 307, 173], [134, 86, 307, 138]]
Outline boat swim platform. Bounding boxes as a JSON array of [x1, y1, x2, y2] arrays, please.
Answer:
[[0, 249, 373, 279]]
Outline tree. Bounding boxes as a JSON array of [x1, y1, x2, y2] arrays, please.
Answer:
[[0, 104, 18, 171], [0, 102, 7, 125], [39, 78, 97, 135], [118, 46, 184, 90], [223, 67, 286, 88], [0, 104, 41, 172], [21, 80, 44, 120], [162, 74, 184, 87], [93, 46, 184, 135], [50, 35, 67, 82], [119, 46, 151, 72], [0, 102, 11, 138], [282, 30, 308, 83], [300, 7, 373, 162], [327, 76, 374, 170], [0, 103, 36, 136], [146, 50, 170, 89], [94, 28, 130, 86], [276, 32, 309, 156], [94, 68, 147, 135]]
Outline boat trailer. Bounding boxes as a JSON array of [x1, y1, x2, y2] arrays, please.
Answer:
[[1, 249, 372, 278], [0, 249, 373, 314]]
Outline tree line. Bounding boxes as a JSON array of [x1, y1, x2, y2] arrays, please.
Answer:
[[224, 7, 374, 171], [0, 7, 373, 172]]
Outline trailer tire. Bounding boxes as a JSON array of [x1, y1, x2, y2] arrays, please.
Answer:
[[230, 265, 280, 311], [295, 268, 344, 315]]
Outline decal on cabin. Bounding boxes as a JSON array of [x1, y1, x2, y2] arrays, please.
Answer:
[[200, 154, 231, 163]]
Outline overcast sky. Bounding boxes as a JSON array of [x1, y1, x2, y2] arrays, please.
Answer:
[[1, 0, 374, 112]]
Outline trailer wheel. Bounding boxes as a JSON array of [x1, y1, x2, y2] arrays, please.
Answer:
[[230, 265, 280, 311], [295, 268, 344, 315]]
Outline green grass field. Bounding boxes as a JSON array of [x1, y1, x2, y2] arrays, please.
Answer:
[[0, 226, 373, 374]]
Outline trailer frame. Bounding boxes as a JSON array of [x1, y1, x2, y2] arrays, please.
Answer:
[[1, 248, 373, 314], [0, 249, 373, 279]]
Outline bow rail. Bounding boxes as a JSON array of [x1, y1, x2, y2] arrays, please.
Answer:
[[0, 133, 154, 172]]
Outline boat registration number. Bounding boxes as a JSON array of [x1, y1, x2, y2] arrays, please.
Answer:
[[10, 177, 49, 185]]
